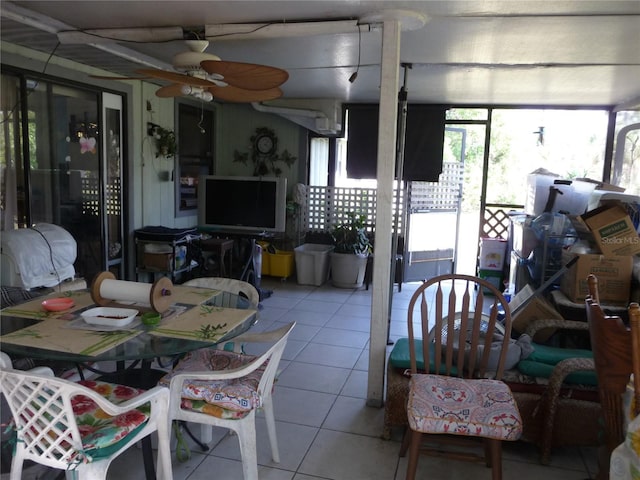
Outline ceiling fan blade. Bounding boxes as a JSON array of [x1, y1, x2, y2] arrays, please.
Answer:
[[135, 69, 213, 87], [200, 60, 288, 91], [207, 85, 283, 103], [155, 84, 185, 98], [89, 74, 151, 80]]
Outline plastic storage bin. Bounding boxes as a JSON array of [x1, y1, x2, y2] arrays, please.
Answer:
[[267, 250, 295, 278], [259, 241, 295, 279], [294, 244, 334, 286], [478, 237, 507, 271], [478, 268, 503, 294]]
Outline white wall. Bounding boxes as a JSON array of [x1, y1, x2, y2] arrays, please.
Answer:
[[216, 103, 306, 197], [1, 42, 308, 275]]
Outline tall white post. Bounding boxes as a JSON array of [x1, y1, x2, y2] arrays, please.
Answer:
[[367, 18, 401, 407]]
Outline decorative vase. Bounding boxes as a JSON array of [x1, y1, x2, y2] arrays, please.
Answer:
[[330, 252, 368, 288]]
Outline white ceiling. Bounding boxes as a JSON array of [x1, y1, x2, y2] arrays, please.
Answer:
[[2, 1, 640, 109]]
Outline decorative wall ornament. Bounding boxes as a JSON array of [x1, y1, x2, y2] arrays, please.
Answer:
[[233, 127, 296, 176], [148, 123, 177, 158]]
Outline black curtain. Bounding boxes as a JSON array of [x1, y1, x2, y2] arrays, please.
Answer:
[[346, 104, 446, 181]]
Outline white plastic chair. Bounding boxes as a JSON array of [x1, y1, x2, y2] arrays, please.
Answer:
[[0, 352, 54, 377], [0, 355, 173, 480], [183, 277, 260, 308], [162, 321, 295, 480]]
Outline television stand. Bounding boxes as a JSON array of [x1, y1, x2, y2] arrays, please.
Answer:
[[199, 229, 276, 301]]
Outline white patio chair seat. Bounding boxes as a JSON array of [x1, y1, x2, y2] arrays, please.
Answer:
[[183, 277, 260, 308], [0, 354, 172, 480], [159, 321, 295, 480]]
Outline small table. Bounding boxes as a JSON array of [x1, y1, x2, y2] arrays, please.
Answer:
[[0, 285, 257, 479], [200, 237, 234, 277]]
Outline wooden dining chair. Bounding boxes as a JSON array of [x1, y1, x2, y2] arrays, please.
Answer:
[[0, 354, 173, 480], [629, 302, 640, 418], [585, 281, 633, 480], [160, 321, 295, 480], [399, 274, 522, 480]]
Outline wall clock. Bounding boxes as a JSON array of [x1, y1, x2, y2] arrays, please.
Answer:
[[254, 130, 277, 156]]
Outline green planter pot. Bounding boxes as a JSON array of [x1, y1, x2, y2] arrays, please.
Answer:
[[330, 252, 368, 288]]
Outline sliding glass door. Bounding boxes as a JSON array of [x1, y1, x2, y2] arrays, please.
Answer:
[[0, 70, 125, 282]]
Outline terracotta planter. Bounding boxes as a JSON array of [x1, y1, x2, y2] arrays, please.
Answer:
[[330, 252, 368, 288]]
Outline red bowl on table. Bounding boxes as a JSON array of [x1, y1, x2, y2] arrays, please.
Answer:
[[41, 297, 75, 312]]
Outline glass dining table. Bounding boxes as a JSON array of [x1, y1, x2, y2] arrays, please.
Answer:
[[0, 284, 258, 365], [0, 283, 259, 479]]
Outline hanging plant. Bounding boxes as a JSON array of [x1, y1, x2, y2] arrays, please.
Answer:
[[233, 127, 296, 176], [154, 126, 177, 158]]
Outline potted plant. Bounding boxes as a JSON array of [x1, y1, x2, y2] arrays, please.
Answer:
[[154, 126, 177, 158], [329, 212, 372, 288]]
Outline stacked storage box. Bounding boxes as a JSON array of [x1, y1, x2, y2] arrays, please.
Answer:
[[478, 237, 507, 293]]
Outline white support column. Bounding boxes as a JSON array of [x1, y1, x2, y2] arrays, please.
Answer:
[[367, 18, 401, 407]]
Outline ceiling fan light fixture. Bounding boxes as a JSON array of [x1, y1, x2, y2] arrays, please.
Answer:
[[178, 85, 213, 102], [184, 40, 210, 53], [199, 91, 214, 102], [172, 51, 221, 72]]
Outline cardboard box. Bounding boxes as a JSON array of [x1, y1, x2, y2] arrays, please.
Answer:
[[510, 284, 564, 342], [560, 251, 633, 305], [143, 252, 173, 271], [579, 204, 640, 256]]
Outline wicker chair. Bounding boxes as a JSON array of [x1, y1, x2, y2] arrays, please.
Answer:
[[516, 318, 600, 464]]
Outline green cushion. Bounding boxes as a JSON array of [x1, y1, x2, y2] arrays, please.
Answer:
[[516, 343, 596, 386], [389, 338, 457, 375], [517, 359, 598, 386], [527, 343, 593, 365], [87, 422, 148, 459]]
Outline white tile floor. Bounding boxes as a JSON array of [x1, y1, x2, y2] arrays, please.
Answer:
[[27, 278, 603, 479]]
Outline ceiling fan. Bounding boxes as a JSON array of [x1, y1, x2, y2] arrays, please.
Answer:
[[91, 40, 288, 103]]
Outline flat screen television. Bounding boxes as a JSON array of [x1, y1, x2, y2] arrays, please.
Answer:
[[198, 175, 287, 233]]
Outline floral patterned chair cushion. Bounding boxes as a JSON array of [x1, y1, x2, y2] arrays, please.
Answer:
[[407, 374, 523, 441], [158, 349, 267, 417], [73, 380, 150, 457]]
